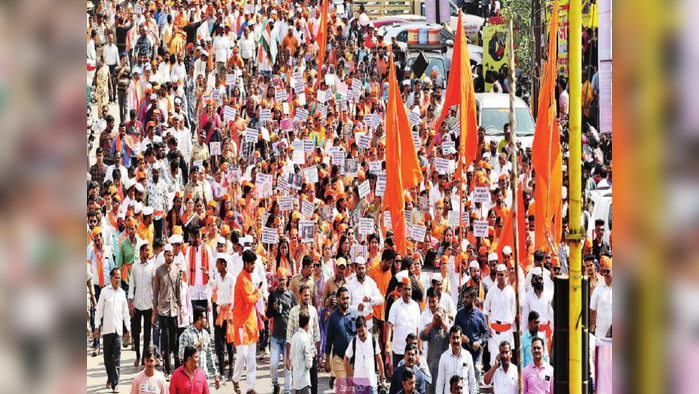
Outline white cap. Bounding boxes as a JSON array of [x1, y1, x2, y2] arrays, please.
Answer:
[[216, 253, 231, 265], [502, 246, 513, 255], [496, 264, 507, 272], [164, 244, 174, 252], [469, 260, 480, 269], [355, 256, 366, 266], [217, 237, 227, 245], [124, 178, 136, 190], [488, 253, 499, 262], [431, 272, 443, 282], [134, 202, 143, 214], [142, 206, 154, 216], [152, 162, 161, 171], [135, 183, 144, 193], [150, 93, 158, 100], [137, 239, 149, 250], [530, 267, 543, 276], [242, 235, 254, 245], [169, 234, 183, 244]]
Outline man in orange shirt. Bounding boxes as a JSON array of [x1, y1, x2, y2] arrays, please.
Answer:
[[281, 27, 299, 57], [232, 249, 263, 394], [367, 248, 395, 364]]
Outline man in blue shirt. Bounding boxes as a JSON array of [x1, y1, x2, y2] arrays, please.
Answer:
[[390, 344, 426, 394], [453, 286, 488, 381], [324, 286, 357, 387], [521, 311, 549, 368]]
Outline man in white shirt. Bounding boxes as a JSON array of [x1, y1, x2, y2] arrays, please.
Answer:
[[212, 26, 231, 73], [206, 254, 236, 381], [103, 34, 120, 103], [290, 310, 313, 394], [348, 257, 384, 331], [483, 264, 516, 366], [184, 225, 216, 311], [435, 326, 478, 394], [94, 267, 131, 393], [521, 267, 554, 347], [127, 240, 154, 367], [590, 257, 613, 337], [386, 274, 421, 370], [483, 341, 519, 393], [344, 316, 386, 392]]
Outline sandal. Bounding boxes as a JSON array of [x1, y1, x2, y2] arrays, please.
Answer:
[[233, 381, 241, 394]]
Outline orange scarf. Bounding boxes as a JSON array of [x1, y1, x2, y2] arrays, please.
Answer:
[[188, 245, 209, 286], [108, 211, 118, 230], [215, 304, 235, 343], [94, 245, 105, 287]]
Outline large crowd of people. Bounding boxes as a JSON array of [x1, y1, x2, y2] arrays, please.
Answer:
[[87, 0, 612, 393]]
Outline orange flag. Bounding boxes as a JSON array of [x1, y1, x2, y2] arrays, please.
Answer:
[[493, 183, 527, 268], [456, 10, 479, 180], [433, 11, 466, 138], [532, 0, 560, 251], [394, 65, 424, 189], [315, 0, 329, 88], [383, 51, 407, 256]]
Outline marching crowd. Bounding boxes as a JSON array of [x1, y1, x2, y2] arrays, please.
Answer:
[[87, 0, 612, 393]]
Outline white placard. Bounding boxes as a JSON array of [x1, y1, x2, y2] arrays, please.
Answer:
[[134, 4, 143, 14], [351, 79, 362, 92], [275, 89, 287, 102], [301, 200, 314, 218], [408, 110, 421, 126], [357, 134, 371, 150], [279, 196, 295, 211], [207, 75, 216, 89], [325, 74, 335, 86], [358, 180, 371, 199], [261, 127, 270, 141], [331, 147, 345, 165], [434, 158, 449, 174], [317, 90, 327, 103], [255, 173, 273, 198], [350, 245, 367, 263], [260, 109, 272, 122], [288, 173, 303, 190], [303, 139, 314, 152], [370, 113, 381, 129], [292, 140, 304, 152], [383, 211, 392, 227], [473, 220, 489, 237], [223, 106, 236, 123], [210, 141, 221, 156], [343, 159, 358, 176], [369, 161, 382, 174], [376, 174, 386, 197], [322, 206, 333, 222], [358, 218, 374, 235], [298, 92, 306, 106], [212, 89, 221, 103], [412, 131, 421, 151], [316, 103, 327, 118], [292, 149, 305, 165], [226, 74, 236, 86], [304, 166, 318, 183], [442, 141, 456, 155], [245, 128, 258, 143], [262, 227, 278, 244], [411, 224, 427, 241], [282, 102, 290, 115], [473, 187, 491, 203], [294, 108, 308, 122], [276, 175, 290, 194], [244, 3, 254, 14], [300, 221, 315, 243], [293, 81, 305, 93], [448, 210, 460, 227]]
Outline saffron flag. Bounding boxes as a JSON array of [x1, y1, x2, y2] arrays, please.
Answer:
[[315, 0, 329, 87], [532, 0, 561, 252], [456, 10, 479, 180], [383, 51, 407, 256]]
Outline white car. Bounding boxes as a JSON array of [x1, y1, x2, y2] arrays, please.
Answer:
[[475, 92, 536, 149], [586, 189, 612, 244]]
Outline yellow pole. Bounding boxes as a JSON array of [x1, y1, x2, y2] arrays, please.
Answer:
[[568, 0, 583, 391]]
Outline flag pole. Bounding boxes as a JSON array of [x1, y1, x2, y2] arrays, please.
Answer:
[[507, 19, 523, 394], [568, 0, 584, 389]]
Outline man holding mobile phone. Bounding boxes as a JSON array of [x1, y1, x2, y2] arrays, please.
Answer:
[[483, 341, 518, 393]]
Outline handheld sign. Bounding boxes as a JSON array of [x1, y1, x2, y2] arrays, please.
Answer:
[[473, 220, 489, 237], [358, 218, 374, 235], [358, 180, 371, 199], [304, 166, 318, 183], [473, 187, 491, 203], [262, 227, 278, 244]]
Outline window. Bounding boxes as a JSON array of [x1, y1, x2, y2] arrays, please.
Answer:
[[479, 108, 536, 136], [397, 31, 408, 43]]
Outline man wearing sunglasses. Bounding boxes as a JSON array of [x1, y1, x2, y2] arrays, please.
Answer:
[[590, 256, 613, 338]]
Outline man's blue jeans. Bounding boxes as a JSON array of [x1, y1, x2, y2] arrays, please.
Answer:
[[270, 337, 290, 394]]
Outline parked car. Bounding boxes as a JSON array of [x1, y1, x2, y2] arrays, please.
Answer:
[[587, 189, 612, 244], [475, 92, 537, 149]]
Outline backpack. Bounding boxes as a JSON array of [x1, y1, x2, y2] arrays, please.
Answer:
[[349, 334, 378, 371]]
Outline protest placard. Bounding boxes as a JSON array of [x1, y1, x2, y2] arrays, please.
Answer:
[[281, 118, 293, 131], [260, 109, 272, 122], [442, 141, 456, 155], [226, 74, 236, 86], [223, 106, 236, 123], [376, 174, 386, 197], [304, 166, 318, 183], [369, 161, 382, 174], [383, 211, 392, 227], [209, 142, 221, 156], [358, 180, 371, 199], [279, 196, 295, 211], [358, 218, 374, 235], [448, 210, 460, 227], [408, 110, 421, 126], [295, 108, 308, 122], [262, 227, 278, 244], [301, 200, 314, 218], [434, 158, 449, 174], [245, 128, 258, 143], [411, 225, 426, 241], [275, 89, 287, 102], [276, 175, 290, 194], [473, 220, 489, 237], [357, 134, 371, 150], [473, 186, 490, 203], [256, 173, 273, 198], [300, 221, 315, 243]]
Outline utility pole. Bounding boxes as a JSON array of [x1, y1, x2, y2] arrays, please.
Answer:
[[532, 0, 542, 116]]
